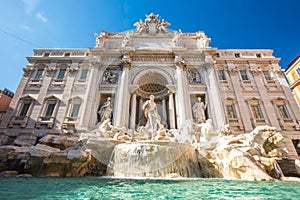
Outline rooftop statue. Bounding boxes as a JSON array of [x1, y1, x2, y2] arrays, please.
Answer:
[[195, 31, 211, 49], [94, 31, 107, 47], [133, 13, 170, 34]]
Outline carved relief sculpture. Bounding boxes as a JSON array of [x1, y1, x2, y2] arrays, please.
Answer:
[[187, 69, 202, 84], [103, 69, 118, 83]]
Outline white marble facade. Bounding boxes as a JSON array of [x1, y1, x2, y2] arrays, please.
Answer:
[[1, 14, 300, 157]]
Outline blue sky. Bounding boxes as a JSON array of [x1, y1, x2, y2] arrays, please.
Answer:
[[0, 0, 299, 92]]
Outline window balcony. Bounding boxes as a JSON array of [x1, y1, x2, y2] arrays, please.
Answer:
[[62, 117, 79, 128], [8, 116, 29, 128], [36, 116, 55, 128]]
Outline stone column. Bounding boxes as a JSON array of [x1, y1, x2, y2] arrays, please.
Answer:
[[130, 92, 137, 129], [138, 98, 143, 122], [80, 61, 100, 130], [162, 97, 167, 122], [204, 59, 225, 129], [174, 55, 187, 127], [115, 55, 130, 127], [168, 91, 176, 129]]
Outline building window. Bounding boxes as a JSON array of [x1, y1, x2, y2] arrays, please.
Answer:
[[34, 69, 44, 80], [263, 70, 271, 80], [240, 70, 249, 80], [251, 104, 264, 119], [226, 105, 237, 119], [277, 105, 290, 119], [36, 97, 60, 128], [63, 97, 82, 128], [80, 69, 88, 80], [256, 53, 262, 58], [19, 103, 31, 117], [214, 53, 220, 57], [296, 68, 300, 77], [45, 103, 56, 117], [292, 71, 298, 81], [9, 96, 35, 128], [246, 98, 266, 125], [71, 103, 81, 117], [65, 53, 71, 57], [234, 53, 240, 58], [218, 70, 226, 80], [44, 53, 50, 57], [57, 69, 66, 80]]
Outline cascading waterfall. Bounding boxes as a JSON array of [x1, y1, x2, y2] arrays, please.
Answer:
[[107, 142, 201, 178]]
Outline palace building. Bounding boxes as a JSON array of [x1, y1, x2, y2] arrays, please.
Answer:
[[286, 54, 300, 106], [1, 13, 300, 157]]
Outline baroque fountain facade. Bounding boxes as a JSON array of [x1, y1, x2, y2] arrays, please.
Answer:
[[1, 13, 300, 179]]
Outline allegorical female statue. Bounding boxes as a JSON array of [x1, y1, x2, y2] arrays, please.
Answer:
[[192, 97, 207, 124], [98, 97, 113, 124]]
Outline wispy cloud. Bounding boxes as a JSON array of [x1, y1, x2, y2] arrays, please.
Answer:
[[22, 0, 39, 15], [36, 12, 47, 22], [20, 25, 31, 30]]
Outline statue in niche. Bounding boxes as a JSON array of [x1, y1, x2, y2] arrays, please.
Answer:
[[142, 95, 163, 140], [98, 97, 113, 124], [192, 97, 207, 124], [187, 69, 201, 84], [103, 69, 118, 83]]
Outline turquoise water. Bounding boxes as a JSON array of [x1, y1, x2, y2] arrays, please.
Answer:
[[0, 177, 300, 199]]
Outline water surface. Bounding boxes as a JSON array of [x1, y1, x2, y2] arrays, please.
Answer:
[[0, 177, 299, 199]]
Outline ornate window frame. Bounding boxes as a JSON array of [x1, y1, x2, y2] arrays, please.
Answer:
[[271, 97, 299, 130], [63, 97, 83, 128], [26, 64, 46, 90], [217, 69, 226, 81], [36, 95, 60, 129], [224, 97, 243, 130], [239, 67, 255, 90], [261, 68, 280, 90], [49, 64, 69, 89], [8, 95, 35, 128], [246, 97, 267, 127]]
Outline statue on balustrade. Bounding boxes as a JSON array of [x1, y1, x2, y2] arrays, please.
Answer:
[[192, 97, 207, 124]]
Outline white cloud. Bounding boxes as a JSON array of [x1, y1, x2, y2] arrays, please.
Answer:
[[36, 12, 47, 22], [22, 0, 39, 15], [21, 25, 31, 30]]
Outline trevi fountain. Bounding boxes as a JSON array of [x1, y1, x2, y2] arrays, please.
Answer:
[[1, 13, 300, 199]]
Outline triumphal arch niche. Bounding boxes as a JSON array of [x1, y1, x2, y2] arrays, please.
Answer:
[[95, 13, 224, 133]]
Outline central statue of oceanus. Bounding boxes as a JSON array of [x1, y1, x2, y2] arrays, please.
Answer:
[[142, 95, 163, 140]]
